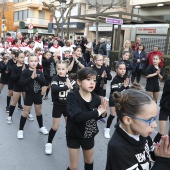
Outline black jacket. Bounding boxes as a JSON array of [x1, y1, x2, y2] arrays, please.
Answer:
[[66, 90, 103, 139], [106, 124, 170, 170], [98, 42, 106, 55]]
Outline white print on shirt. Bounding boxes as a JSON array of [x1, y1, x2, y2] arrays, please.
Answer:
[[112, 83, 123, 89], [50, 62, 56, 77], [100, 79, 105, 88], [51, 80, 69, 100], [133, 143, 150, 170], [34, 79, 41, 93], [84, 119, 98, 138]]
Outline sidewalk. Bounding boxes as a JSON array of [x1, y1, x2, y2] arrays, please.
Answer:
[[110, 71, 164, 91]]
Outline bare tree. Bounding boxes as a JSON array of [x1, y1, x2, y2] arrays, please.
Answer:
[[42, 0, 76, 36], [0, 0, 8, 17], [86, 0, 127, 42]]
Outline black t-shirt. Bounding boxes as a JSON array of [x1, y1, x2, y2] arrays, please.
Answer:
[[146, 65, 162, 84], [20, 69, 45, 93], [106, 124, 170, 170], [160, 76, 170, 110], [110, 74, 128, 94], [92, 65, 112, 94], [68, 57, 86, 74], [51, 75, 69, 105], [66, 90, 101, 139]]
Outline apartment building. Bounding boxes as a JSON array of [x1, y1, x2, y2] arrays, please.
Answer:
[[13, 0, 52, 35]]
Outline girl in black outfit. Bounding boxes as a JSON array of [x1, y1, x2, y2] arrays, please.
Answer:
[[6, 51, 23, 113], [6, 52, 25, 124], [154, 70, 170, 143], [104, 61, 129, 139], [106, 89, 170, 170], [41, 51, 57, 100], [0, 54, 9, 93], [66, 67, 107, 170], [45, 60, 73, 155], [68, 46, 86, 74], [146, 55, 163, 103], [92, 54, 112, 123], [17, 55, 48, 139]]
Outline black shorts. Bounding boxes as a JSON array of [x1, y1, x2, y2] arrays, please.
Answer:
[[44, 76, 52, 86], [145, 83, 160, 92], [13, 85, 23, 92], [52, 104, 68, 118], [0, 74, 8, 84], [8, 78, 14, 90], [159, 108, 170, 121], [24, 92, 42, 106], [66, 136, 94, 150], [109, 95, 115, 107]]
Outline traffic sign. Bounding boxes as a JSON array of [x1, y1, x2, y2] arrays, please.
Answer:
[[106, 18, 123, 25], [28, 23, 34, 30], [1, 24, 5, 31]]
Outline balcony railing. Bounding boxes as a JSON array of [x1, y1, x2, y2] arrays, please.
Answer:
[[27, 18, 49, 26]]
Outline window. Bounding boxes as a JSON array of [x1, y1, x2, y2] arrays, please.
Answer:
[[14, 12, 18, 21], [23, 10, 28, 20], [39, 11, 45, 19], [28, 10, 34, 18], [13, 10, 28, 21]]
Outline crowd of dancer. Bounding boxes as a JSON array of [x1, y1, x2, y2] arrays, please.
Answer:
[[0, 32, 170, 170]]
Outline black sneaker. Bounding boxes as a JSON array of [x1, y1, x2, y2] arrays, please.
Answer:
[[18, 105, 24, 111], [6, 106, 10, 113], [43, 95, 49, 100]]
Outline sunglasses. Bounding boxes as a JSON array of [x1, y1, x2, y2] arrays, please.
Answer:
[[123, 114, 158, 126]]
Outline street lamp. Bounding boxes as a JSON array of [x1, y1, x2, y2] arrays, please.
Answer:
[[2, 15, 6, 40], [61, 0, 66, 38]]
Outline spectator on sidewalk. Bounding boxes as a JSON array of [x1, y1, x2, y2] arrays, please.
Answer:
[[106, 42, 111, 57], [118, 40, 133, 60], [134, 37, 142, 50], [147, 45, 164, 68], [98, 38, 107, 55], [131, 43, 147, 84]]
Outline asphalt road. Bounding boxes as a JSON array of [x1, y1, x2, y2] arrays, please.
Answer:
[[0, 72, 167, 170]]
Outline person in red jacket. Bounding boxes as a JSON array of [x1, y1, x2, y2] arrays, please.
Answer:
[[147, 45, 164, 68]]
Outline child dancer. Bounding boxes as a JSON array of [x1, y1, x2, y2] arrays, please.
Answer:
[[42, 51, 57, 99], [66, 67, 107, 170], [119, 51, 133, 77], [146, 55, 163, 103], [6, 52, 25, 124], [154, 68, 170, 143], [0, 54, 9, 93], [92, 54, 112, 123], [106, 89, 170, 170], [68, 46, 86, 74], [104, 61, 129, 138], [17, 55, 48, 139], [45, 60, 72, 155]]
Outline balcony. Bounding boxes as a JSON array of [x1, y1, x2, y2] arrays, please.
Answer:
[[14, 18, 49, 27], [14, 0, 49, 10], [130, 0, 170, 6]]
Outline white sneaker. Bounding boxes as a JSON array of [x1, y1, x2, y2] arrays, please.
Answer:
[[40, 127, 49, 135], [27, 114, 34, 121], [6, 116, 12, 124], [104, 128, 110, 139], [45, 143, 52, 155], [17, 130, 24, 139]]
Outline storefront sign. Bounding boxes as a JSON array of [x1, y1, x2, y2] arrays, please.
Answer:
[[52, 22, 85, 29], [136, 27, 168, 34]]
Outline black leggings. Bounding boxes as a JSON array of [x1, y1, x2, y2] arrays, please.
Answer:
[[131, 68, 142, 83]]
